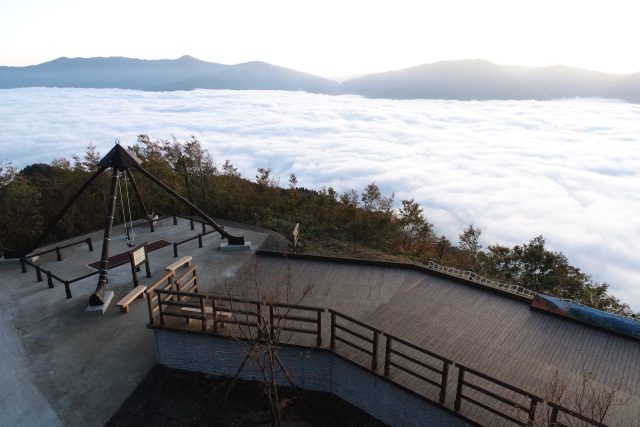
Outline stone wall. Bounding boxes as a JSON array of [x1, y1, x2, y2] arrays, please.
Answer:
[[154, 329, 470, 426]]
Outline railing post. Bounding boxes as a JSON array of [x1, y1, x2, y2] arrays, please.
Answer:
[[200, 296, 206, 332], [55, 247, 62, 261], [527, 399, 538, 426], [64, 282, 72, 299], [550, 406, 559, 426], [198, 235, 203, 248], [440, 361, 449, 404], [330, 311, 336, 350], [20, 258, 27, 273], [269, 305, 275, 339], [173, 215, 177, 225], [190, 218, 194, 230], [47, 271, 54, 288], [173, 243, 178, 258], [86, 237, 94, 251], [384, 335, 392, 376], [372, 331, 379, 371], [36, 265, 43, 282], [257, 303, 263, 340], [157, 291, 165, 326], [201, 221, 206, 234], [211, 298, 218, 333], [454, 365, 465, 411], [146, 291, 155, 324], [316, 310, 322, 346]]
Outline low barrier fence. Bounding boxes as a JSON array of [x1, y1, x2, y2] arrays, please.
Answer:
[[147, 285, 608, 426], [547, 401, 607, 427], [17, 217, 212, 298], [329, 309, 381, 370], [20, 254, 102, 299], [427, 261, 536, 299], [20, 237, 94, 269], [454, 363, 542, 426], [270, 302, 323, 346], [384, 332, 452, 404]]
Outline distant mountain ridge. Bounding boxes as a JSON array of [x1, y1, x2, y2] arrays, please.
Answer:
[[0, 55, 338, 93], [1, 56, 639, 103]]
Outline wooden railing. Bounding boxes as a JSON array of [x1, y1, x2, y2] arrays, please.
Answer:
[[147, 286, 614, 427], [210, 295, 263, 338], [146, 271, 175, 324], [174, 266, 198, 294], [156, 288, 207, 331], [269, 302, 323, 346], [547, 401, 607, 427], [384, 333, 452, 404], [329, 309, 381, 370], [454, 363, 543, 426]]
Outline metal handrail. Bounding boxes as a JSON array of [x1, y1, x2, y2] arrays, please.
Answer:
[[427, 261, 537, 299]]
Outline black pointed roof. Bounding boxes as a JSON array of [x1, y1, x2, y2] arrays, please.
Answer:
[[97, 144, 142, 169]]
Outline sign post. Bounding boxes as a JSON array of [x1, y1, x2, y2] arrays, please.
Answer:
[[292, 223, 300, 252], [129, 242, 151, 287]]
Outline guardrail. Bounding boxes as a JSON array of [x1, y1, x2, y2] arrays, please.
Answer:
[[20, 256, 102, 298], [329, 309, 381, 370], [172, 229, 217, 257], [454, 363, 542, 426], [20, 237, 94, 273], [269, 302, 324, 346], [146, 273, 615, 427], [146, 271, 175, 325], [427, 261, 537, 299], [384, 333, 452, 404], [547, 401, 607, 427], [156, 288, 207, 332], [210, 295, 263, 338]]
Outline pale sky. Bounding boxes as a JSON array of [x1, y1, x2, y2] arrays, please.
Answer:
[[1, 0, 639, 77]]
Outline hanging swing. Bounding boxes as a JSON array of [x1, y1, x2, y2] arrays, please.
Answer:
[[118, 171, 136, 247]]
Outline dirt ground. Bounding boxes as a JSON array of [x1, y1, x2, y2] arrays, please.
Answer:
[[106, 365, 386, 427]]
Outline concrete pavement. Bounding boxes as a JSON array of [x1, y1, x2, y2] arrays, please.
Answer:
[[0, 217, 267, 427]]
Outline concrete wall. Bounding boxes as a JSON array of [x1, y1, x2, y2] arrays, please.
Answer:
[[154, 329, 470, 427]]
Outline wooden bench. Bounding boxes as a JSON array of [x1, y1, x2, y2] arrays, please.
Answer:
[[164, 256, 192, 275], [116, 285, 147, 313]]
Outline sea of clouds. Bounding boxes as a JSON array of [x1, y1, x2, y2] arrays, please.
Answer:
[[1, 87, 639, 309]]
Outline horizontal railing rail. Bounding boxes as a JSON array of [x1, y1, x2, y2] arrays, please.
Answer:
[[269, 302, 324, 346], [21, 237, 93, 268], [454, 363, 543, 426], [547, 401, 606, 427], [174, 265, 198, 294], [146, 271, 175, 325], [329, 309, 381, 370], [156, 288, 207, 331], [172, 229, 217, 257], [384, 333, 452, 404], [210, 295, 263, 337], [20, 257, 102, 299]]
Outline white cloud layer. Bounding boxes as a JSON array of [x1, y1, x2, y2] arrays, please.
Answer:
[[1, 88, 639, 309]]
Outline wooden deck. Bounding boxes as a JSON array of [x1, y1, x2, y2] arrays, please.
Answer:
[[215, 253, 640, 426]]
